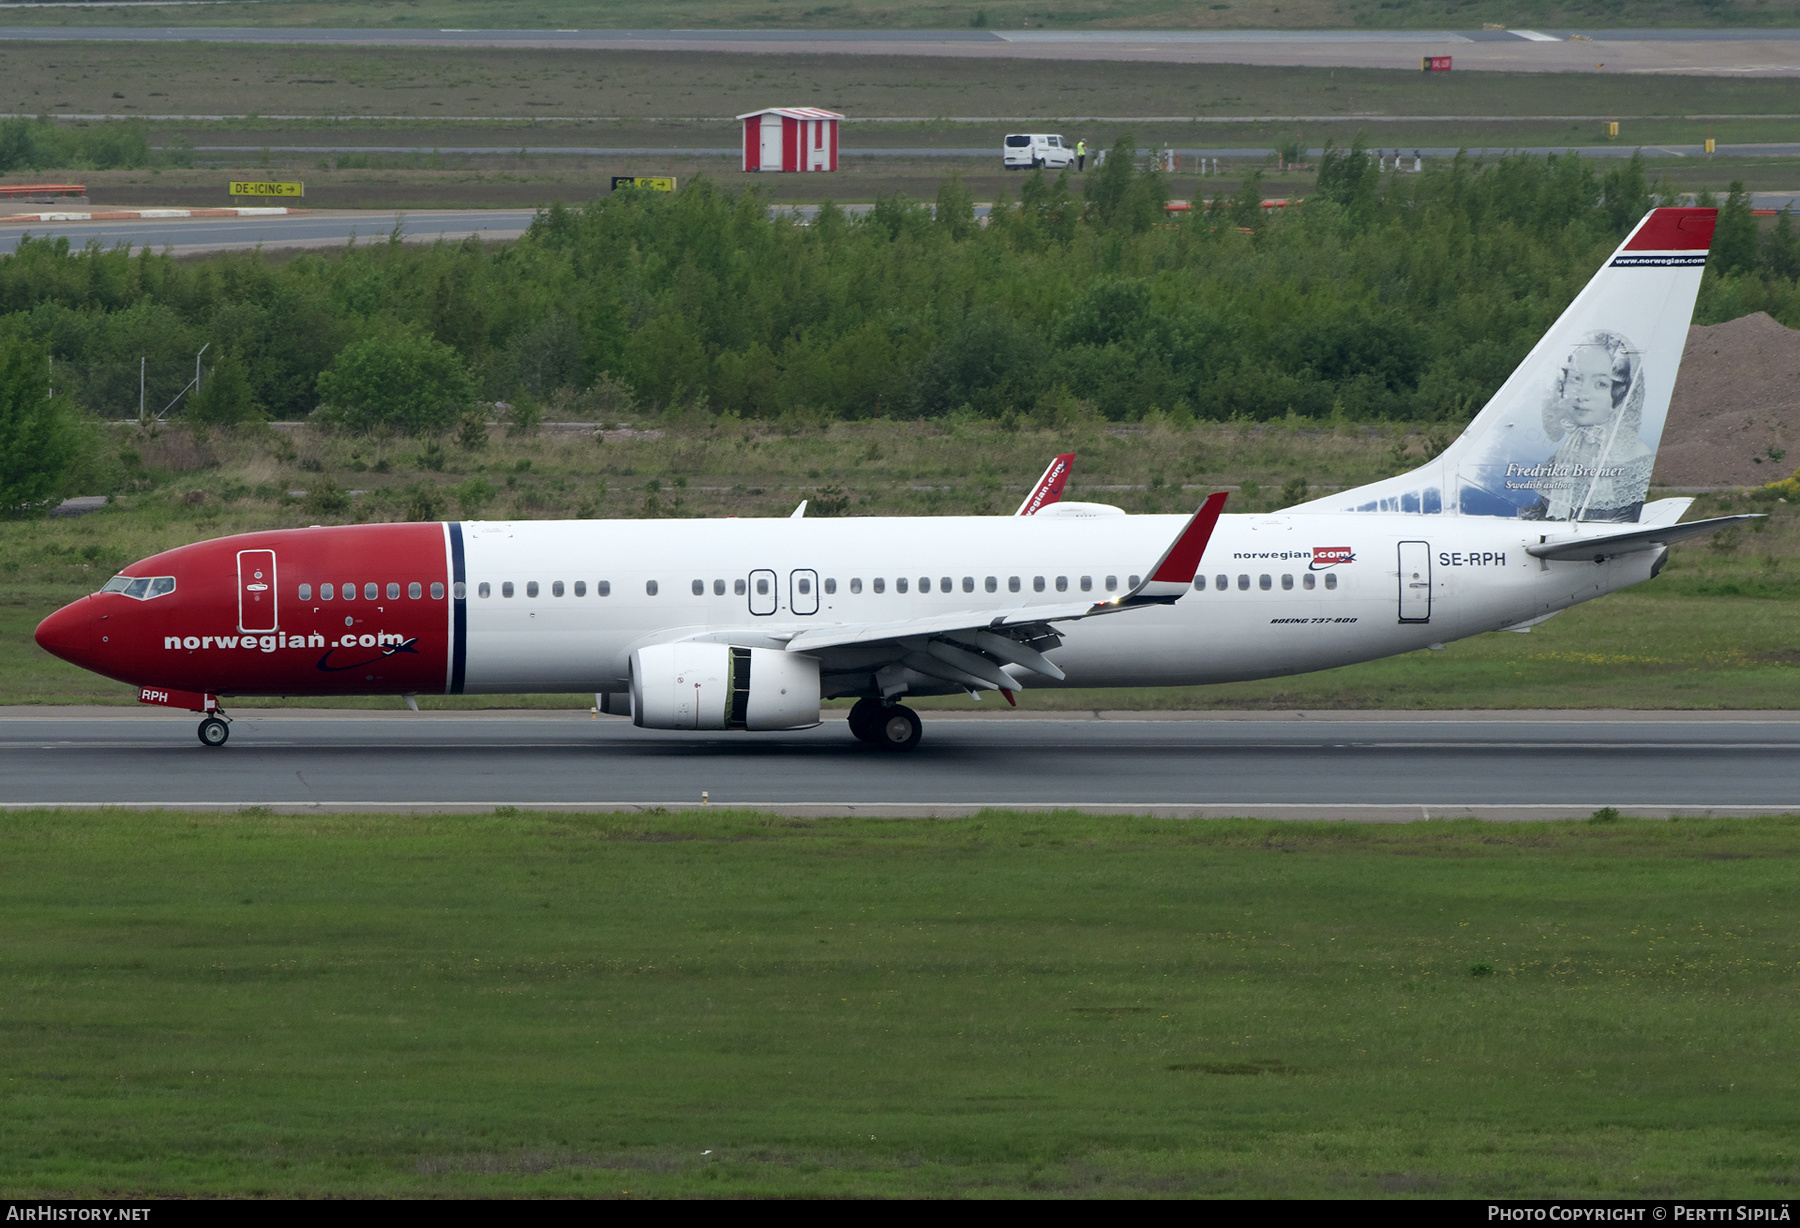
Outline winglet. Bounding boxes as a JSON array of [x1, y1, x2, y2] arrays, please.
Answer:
[[1015, 453, 1076, 516], [1118, 492, 1228, 604]]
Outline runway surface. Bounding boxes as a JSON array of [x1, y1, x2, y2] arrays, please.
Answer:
[[5, 712, 1797, 818], [6, 25, 1800, 74]]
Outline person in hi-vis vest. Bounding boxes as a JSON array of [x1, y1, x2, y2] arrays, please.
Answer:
[[1076, 139, 1087, 172]]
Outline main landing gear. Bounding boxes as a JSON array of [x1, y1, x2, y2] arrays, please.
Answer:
[[197, 713, 231, 747], [848, 697, 923, 752]]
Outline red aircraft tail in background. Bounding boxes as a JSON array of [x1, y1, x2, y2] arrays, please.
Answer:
[[1015, 453, 1075, 516]]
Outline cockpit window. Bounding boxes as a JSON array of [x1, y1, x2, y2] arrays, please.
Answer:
[[101, 574, 176, 600]]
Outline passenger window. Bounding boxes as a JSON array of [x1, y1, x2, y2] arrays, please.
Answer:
[[365, 583, 378, 600], [1325, 573, 1338, 590], [962, 577, 974, 593], [478, 582, 491, 598], [341, 582, 354, 601], [551, 581, 563, 597], [824, 578, 837, 595], [527, 581, 539, 598], [1193, 575, 1206, 591], [502, 582, 514, 598], [735, 578, 746, 596], [598, 581, 611, 596], [321, 583, 334, 600], [435, 582, 448, 599], [1056, 576, 1068, 592], [1009, 577, 1020, 593], [850, 578, 862, 594], [646, 580, 659, 596], [1129, 575, 1140, 589], [798, 577, 813, 595], [873, 578, 885, 593], [1105, 576, 1117, 592], [1237, 575, 1250, 591], [1302, 573, 1315, 590], [984, 576, 996, 593], [918, 577, 930, 593], [573, 581, 586, 597], [1216, 574, 1228, 591], [299, 583, 313, 601], [1281, 574, 1294, 591], [756, 577, 770, 596], [1035, 576, 1046, 593], [1259, 575, 1272, 591], [714, 579, 726, 596], [1080, 576, 1091, 592], [387, 582, 400, 600], [410, 581, 423, 599], [449, 581, 462, 599], [692, 579, 705, 596], [897, 577, 909, 594]]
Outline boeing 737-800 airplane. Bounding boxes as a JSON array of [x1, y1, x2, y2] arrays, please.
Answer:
[[35, 207, 1753, 750]]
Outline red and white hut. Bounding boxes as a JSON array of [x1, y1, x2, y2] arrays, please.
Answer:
[[738, 107, 841, 173]]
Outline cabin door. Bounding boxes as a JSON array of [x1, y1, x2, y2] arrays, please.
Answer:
[[1397, 541, 1431, 624], [237, 549, 278, 633]]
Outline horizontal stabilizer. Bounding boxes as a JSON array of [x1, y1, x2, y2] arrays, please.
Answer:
[[1525, 514, 1760, 561]]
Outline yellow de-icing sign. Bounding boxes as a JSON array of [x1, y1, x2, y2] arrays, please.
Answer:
[[611, 176, 676, 192], [229, 181, 304, 198]]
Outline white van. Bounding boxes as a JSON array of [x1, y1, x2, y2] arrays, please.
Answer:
[[1003, 133, 1077, 171]]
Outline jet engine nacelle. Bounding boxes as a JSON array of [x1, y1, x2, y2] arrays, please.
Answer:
[[629, 643, 820, 731]]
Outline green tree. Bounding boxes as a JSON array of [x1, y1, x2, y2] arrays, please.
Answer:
[[934, 172, 977, 242], [1763, 208, 1800, 282], [1083, 135, 1138, 227], [315, 329, 474, 435], [1711, 180, 1758, 277], [0, 336, 82, 514], [186, 351, 262, 426]]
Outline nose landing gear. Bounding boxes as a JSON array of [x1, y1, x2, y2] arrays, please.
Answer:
[[847, 697, 922, 751], [197, 713, 231, 747]]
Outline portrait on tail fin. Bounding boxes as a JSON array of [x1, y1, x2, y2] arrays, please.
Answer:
[[1519, 330, 1653, 523]]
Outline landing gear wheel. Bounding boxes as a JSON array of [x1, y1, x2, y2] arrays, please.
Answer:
[[197, 716, 230, 748], [848, 697, 885, 744], [875, 704, 922, 752]]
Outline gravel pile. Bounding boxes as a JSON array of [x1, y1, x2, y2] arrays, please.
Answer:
[[1655, 311, 1800, 488]]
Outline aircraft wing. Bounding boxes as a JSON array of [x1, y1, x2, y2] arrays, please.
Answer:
[[1014, 452, 1076, 516], [784, 493, 1228, 696], [1525, 514, 1760, 562]]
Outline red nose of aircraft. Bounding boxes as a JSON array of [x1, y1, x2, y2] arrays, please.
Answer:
[[35, 596, 95, 670]]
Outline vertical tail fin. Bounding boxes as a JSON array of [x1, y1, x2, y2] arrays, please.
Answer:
[[1298, 207, 1716, 524], [1016, 452, 1076, 516]]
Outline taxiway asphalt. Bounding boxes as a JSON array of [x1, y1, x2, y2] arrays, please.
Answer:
[[0, 207, 539, 256], [4, 711, 1797, 818]]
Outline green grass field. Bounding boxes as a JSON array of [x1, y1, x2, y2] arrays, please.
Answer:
[[1, 0, 1795, 31], [16, 45, 1800, 124], [4, 807, 1797, 1197]]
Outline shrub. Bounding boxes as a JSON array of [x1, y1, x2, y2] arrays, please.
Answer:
[[186, 352, 262, 426], [315, 330, 474, 435], [0, 336, 82, 514]]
